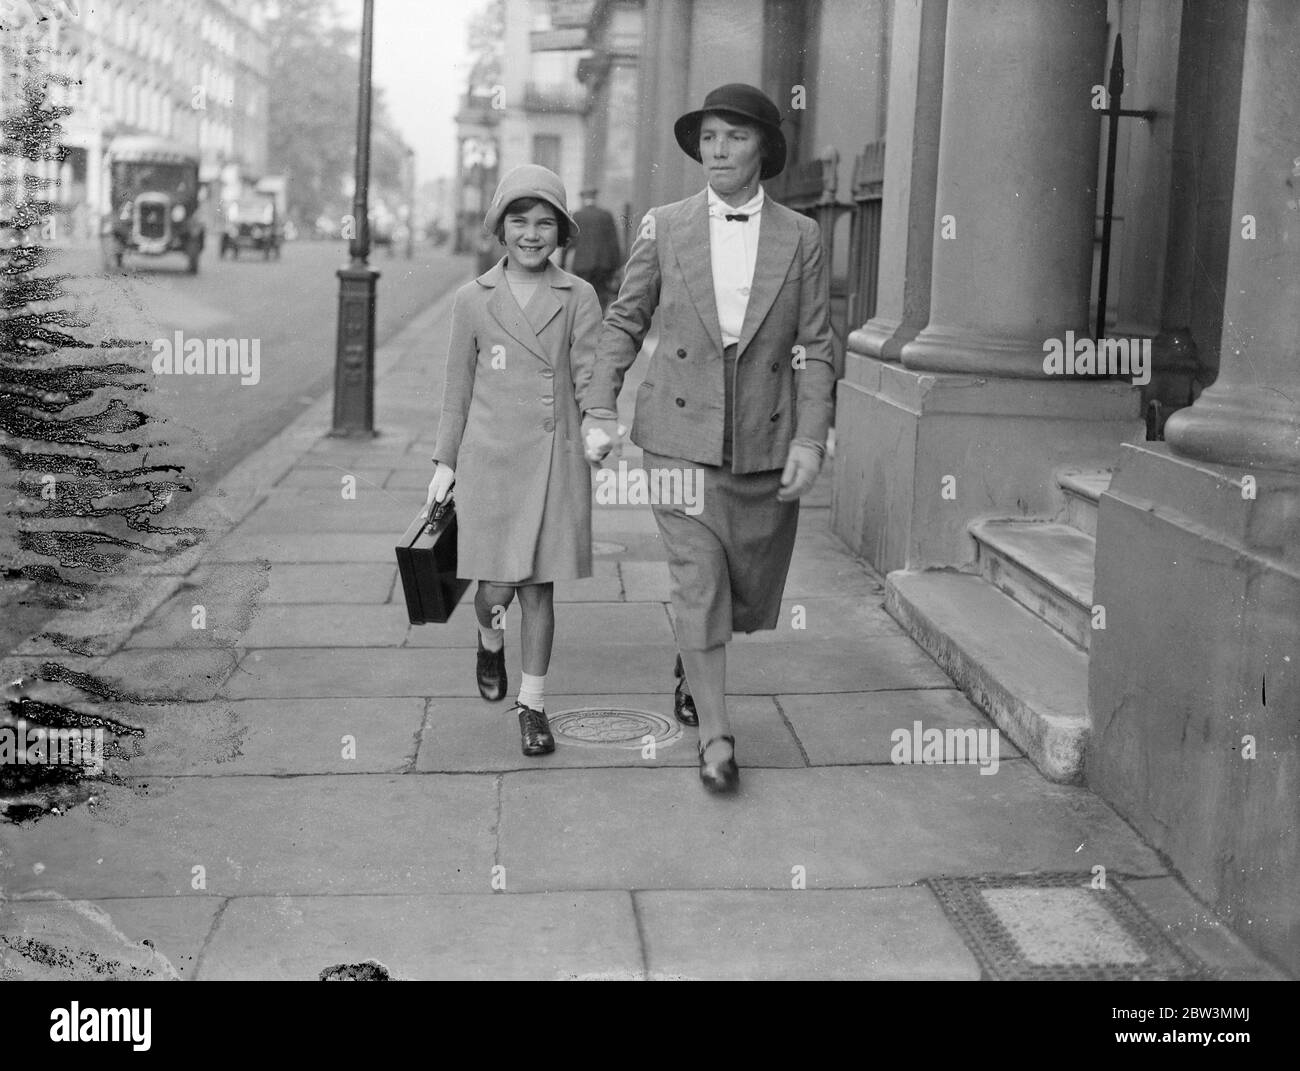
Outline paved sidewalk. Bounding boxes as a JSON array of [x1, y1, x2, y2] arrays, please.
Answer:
[[0, 284, 1287, 980]]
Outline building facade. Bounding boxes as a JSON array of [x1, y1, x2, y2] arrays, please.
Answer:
[[566, 0, 1298, 974], [25, 0, 269, 237]]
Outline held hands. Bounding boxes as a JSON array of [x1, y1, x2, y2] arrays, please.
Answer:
[[425, 462, 455, 514], [581, 412, 625, 465], [777, 441, 823, 502]]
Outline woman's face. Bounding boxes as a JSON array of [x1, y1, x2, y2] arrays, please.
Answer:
[[503, 202, 559, 271], [699, 114, 763, 195]]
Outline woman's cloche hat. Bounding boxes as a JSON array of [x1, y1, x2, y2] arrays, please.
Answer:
[[673, 82, 788, 179], [483, 164, 580, 240]]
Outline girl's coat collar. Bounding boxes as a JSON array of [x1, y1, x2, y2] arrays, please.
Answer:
[[477, 256, 571, 366]]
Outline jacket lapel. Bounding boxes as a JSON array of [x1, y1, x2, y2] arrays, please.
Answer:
[[669, 191, 724, 353], [525, 259, 567, 341], [736, 200, 800, 357]]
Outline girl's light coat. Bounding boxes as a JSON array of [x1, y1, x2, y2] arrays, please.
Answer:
[[434, 256, 602, 583]]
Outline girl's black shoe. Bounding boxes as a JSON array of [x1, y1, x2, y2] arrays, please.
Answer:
[[477, 637, 507, 701], [515, 702, 555, 756], [673, 653, 699, 726]]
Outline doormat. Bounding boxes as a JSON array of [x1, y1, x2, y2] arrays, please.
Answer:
[[925, 872, 1212, 980]]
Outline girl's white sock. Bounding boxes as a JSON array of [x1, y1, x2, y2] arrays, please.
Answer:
[[478, 624, 504, 652], [517, 673, 546, 712]]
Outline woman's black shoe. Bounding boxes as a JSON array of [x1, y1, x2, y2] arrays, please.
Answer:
[[698, 734, 739, 794], [515, 702, 555, 756], [476, 638, 507, 701], [673, 653, 699, 726]]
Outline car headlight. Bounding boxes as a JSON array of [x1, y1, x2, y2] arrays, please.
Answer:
[[171, 204, 187, 222]]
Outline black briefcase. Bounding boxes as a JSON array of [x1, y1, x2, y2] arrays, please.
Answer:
[[395, 495, 471, 624]]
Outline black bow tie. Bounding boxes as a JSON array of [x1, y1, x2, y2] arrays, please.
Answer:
[[724, 213, 749, 222]]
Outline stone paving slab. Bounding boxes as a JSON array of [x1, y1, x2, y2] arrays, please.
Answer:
[[179, 562, 395, 605], [116, 697, 425, 776], [0, 895, 221, 980], [552, 560, 622, 603], [0, 774, 496, 899], [416, 694, 803, 772], [1120, 876, 1291, 980], [236, 604, 410, 649], [666, 596, 904, 643], [205, 533, 394, 563], [635, 888, 980, 980], [497, 765, 1167, 892], [226, 648, 467, 699], [403, 601, 673, 649], [88, 649, 243, 702], [274, 466, 394, 491], [235, 503, 415, 535], [620, 560, 670, 602], [196, 892, 642, 980], [125, 597, 261, 649], [779, 689, 1023, 765], [724, 637, 951, 693]]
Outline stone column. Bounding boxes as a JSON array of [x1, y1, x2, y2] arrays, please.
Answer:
[[1150, 0, 1248, 413], [901, 0, 1107, 376], [1088, 0, 1300, 975], [1163, 0, 1300, 472], [848, 0, 945, 363]]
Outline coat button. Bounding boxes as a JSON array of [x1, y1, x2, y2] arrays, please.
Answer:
[[770, 412, 780, 422], [540, 368, 554, 378], [677, 348, 687, 358], [675, 397, 685, 407], [771, 361, 780, 372], [541, 396, 553, 405], [543, 419, 555, 432]]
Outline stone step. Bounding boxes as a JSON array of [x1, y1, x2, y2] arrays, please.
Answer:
[[970, 520, 1095, 651], [1057, 467, 1112, 538], [884, 570, 1090, 784]]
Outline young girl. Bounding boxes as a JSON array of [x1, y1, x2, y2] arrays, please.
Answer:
[[427, 165, 602, 756]]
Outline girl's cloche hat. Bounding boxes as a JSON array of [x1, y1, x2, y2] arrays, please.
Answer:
[[483, 164, 580, 240]]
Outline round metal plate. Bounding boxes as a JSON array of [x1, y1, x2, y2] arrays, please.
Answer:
[[547, 707, 683, 749]]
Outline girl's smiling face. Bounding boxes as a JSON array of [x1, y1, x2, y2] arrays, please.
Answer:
[[503, 201, 559, 272]]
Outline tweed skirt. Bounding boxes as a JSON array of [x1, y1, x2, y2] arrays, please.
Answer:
[[641, 448, 799, 650]]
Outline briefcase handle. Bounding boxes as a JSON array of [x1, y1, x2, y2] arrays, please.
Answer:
[[423, 483, 455, 528]]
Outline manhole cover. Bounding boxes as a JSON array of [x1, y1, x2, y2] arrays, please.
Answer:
[[547, 707, 682, 749], [926, 873, 1212, 980]]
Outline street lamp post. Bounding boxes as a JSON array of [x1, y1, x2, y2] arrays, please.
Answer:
[[405, 146, 414, 260], [331, 0, 380, 438]]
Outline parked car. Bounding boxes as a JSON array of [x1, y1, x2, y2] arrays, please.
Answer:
[[100, 136, 205, 273], [219, 193, 281, 260]]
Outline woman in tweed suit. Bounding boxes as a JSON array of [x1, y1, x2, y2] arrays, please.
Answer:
[[577, 84, 836, 793]]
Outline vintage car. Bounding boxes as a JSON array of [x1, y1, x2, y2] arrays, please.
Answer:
[[219, 192, 281, 260], [101, 136, 205, 273]]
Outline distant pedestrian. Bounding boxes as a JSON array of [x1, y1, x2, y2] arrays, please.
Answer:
[[566, 187, 623, 311], [579, 84, 836, 794], [427, 164, 602, 758]]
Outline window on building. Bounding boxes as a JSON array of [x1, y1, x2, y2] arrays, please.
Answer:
[[532, 135, 562, 175]]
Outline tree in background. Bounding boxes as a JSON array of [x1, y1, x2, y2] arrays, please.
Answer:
[[264, 0, 409, 231]]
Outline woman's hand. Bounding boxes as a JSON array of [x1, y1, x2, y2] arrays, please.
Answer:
[[425, 462, 455, 513], [777, 441, 822, 501]]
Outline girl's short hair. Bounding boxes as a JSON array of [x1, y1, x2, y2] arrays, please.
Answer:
[[494, 196, 571, 246]]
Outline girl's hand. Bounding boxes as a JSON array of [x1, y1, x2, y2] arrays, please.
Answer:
[[426, 463, 455, 512], [582, 414, 624, 464]]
